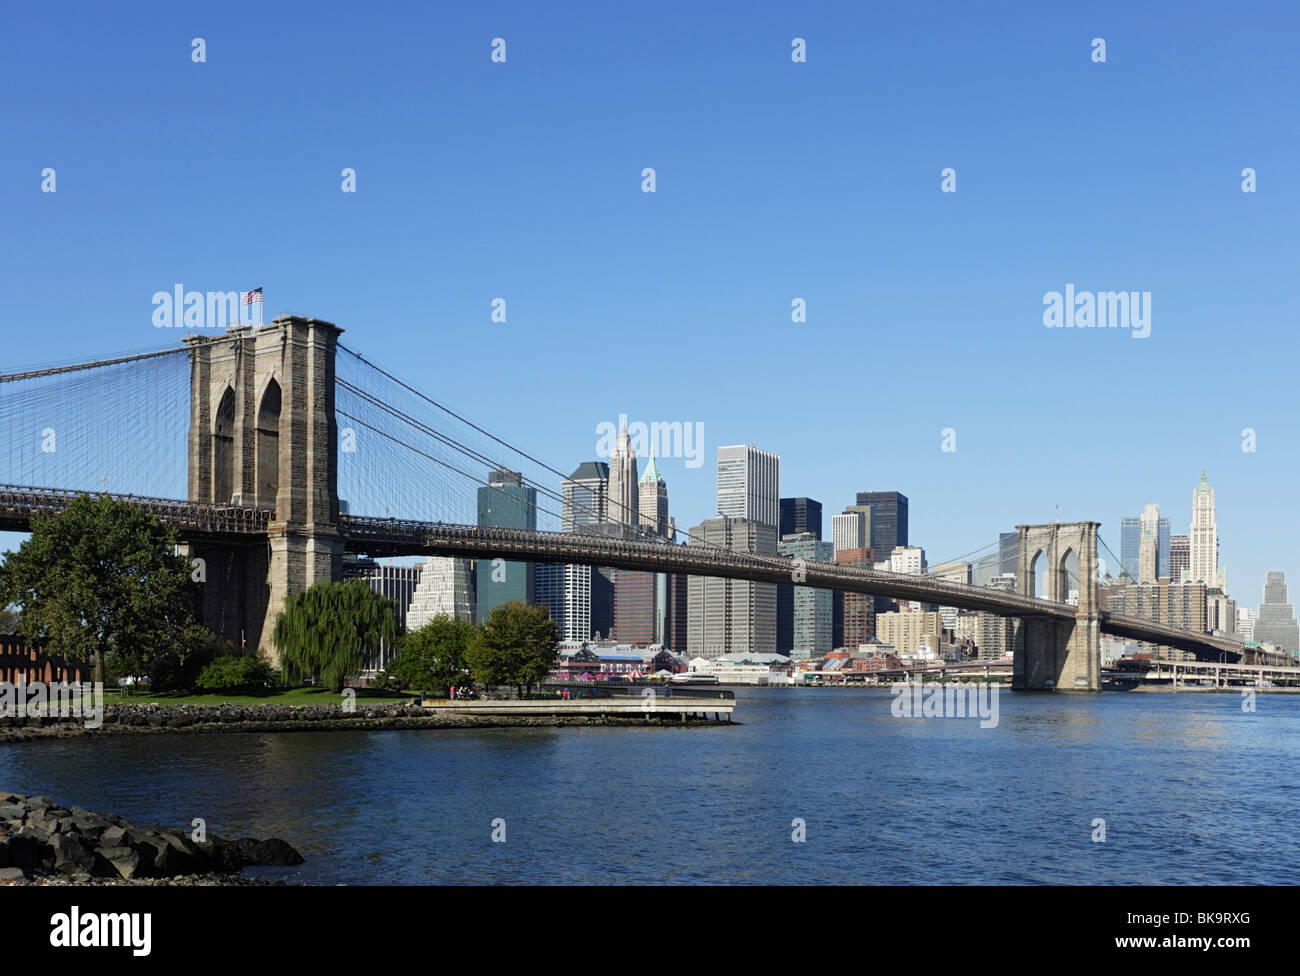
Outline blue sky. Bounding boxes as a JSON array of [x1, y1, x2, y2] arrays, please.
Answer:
[[1, 1, 1297, 606]]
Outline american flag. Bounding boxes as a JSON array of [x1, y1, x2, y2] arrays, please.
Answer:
[[242, 287, 263, 305]]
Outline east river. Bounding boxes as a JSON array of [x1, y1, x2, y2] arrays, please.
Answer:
[[2, 688, 1296, 884]]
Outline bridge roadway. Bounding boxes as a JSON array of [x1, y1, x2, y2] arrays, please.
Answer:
[[339, 515, 1255, 662], [0, 486, 1257, 664]]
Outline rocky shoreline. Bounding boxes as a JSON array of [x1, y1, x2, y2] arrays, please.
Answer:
[[0, 791, 302, 885], [0, 701, 727, 743]]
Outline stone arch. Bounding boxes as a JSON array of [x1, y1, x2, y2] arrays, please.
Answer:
[[1029, 549, 1047, 598], [1058, 546, 1079, 603], [213, 385, 236, 503], [256, 378, 281, 508]]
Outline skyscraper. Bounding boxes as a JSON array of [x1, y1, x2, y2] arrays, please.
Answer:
[[831, 510, 866, 553], [1254, 572, 1299, 654], [1187, 470, 1226, 590], [1169, 534, 1190, 582], [779, 497, 822, 540], [1139, 503, 1159, 583], [563, 461, 609, 532], [717, 445, 779, 529], [477, 467, 537, 618], [854, 491, 909, 556], [638, 454, 669, 538], [1122, 508, 1171, 581], [687, 516, 777, 658], [407, 557, 476, 629], [835, 547, 875, 649], [561, 461, 615, 639], [606, 417, 639, 531], [780, 530, 832, 660]]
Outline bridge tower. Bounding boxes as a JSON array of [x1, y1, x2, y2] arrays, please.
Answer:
[[1013, 521, 1100, 691], [183, 317, 344, 663]]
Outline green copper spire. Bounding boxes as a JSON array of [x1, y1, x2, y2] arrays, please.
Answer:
[[641, 452, 665, 484]]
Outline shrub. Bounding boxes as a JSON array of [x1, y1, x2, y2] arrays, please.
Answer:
[[195, 654, 277, 693]]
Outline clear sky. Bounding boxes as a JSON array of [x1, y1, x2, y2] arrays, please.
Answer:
[[1, 1, 1297, 606]]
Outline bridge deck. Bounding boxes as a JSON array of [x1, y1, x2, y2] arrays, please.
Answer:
[[0, 485, 1258, 665]]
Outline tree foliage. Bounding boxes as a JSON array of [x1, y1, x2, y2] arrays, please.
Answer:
[[196, 653, 278, 693], [0, 495, 200, 685], [465, 601, 559, 692], [389, 615, 475, 693], [271, 580, 397, 692]]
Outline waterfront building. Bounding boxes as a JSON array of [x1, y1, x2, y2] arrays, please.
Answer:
[[779, 497, 823, 540], [407, 557, 475, 629], [477, 467, 537, 618], [777, 532, 834, 658], [1206, 592, 1238, 637], [717, 445, 780, 529], [836, 547, 876, 649], [1101, 579, 1208, 661], [875, 610, 942, 659], [687, 516, 778, 658], [1236, 605, 1257, 643], [1254, 572, 1299, 654]]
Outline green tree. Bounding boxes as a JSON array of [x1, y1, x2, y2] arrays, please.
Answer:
[[0, 495, 200, 685], [271, 580, 397, 692], [465, 601, 559, 694], [390, 615, 475, 694]]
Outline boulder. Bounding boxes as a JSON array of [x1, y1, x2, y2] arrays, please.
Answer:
[[0, 866, 26, 882], [94, 845, 141, 880], [49, 833, 95, 876]]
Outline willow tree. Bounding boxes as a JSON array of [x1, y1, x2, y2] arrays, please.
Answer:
[[271, 580, 397, 692]]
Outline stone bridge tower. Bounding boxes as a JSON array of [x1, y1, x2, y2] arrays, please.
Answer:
[[1014, 521, 1100, 691], [183, 317, 344, 663]]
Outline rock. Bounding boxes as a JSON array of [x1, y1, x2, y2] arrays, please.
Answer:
[[213, 837, 304, 870], [0, 837, 9, 868], [8, 827, 51, 869], [0, 866, 26, 882], [98, 824, 127, 848], [94, 845, 141, 880], [0, 802, 25, 821], [49, 833, 94, 876]]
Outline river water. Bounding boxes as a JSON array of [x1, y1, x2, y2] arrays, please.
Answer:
[[2, 688, 1296, 884]]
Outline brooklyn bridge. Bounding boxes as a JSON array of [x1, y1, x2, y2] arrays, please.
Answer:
[[0, 316, 1261, 691]]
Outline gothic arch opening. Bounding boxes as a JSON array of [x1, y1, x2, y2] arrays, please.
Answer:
[[213, 386, 235, 503], [1058, 547, 1080, 603], [1030, 549, 1046, 598], [256, 379, 281, 508]]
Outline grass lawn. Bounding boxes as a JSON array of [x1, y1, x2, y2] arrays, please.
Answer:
[[113, 686, 419, 706]]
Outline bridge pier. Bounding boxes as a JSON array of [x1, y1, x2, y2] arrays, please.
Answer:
[[185, 318, 344, 666], [1013, 521, 1100, 692]]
